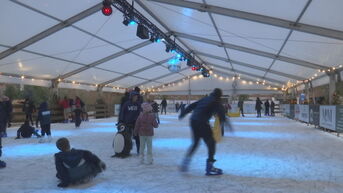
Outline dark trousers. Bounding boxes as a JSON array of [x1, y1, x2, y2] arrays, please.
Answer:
[[25, 113, 33, 125], [265, 108, 270, 116], [257, 109, 262, 117], [74, 109, 82, 127], [41, 124, 51, 136], [161, 106, 167, 114], [239, 107, 245, 117], [127, 124, 140, 154], [186, 120, 216, 162]]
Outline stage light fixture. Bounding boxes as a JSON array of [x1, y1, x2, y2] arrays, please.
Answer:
[[165, 45, 171, 52], [123, 16, 136, 26], [102, 0, 112, 16]]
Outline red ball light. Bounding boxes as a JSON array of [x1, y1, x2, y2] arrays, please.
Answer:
[[102, 6, 112, 16], [191, 67, 196, 71]]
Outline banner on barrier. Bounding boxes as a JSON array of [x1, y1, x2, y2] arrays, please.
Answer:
[[294, 105, 300, 120], [336, 105, 343, 132], [299, 105, 309, 123], [320, 106, 336, 131], [309, 105, 320, 126]]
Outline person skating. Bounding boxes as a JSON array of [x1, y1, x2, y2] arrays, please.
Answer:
[[238, 99, 245, 117], [255, 97, 263, 117], [134, 103, 159, 164], [160, 98, 167, 115], [115, 91, 142, 157], [16, 120, 41, 139], [54, 138, 106, 188], [0, 98, 8, 138], [74, 97, 83, 128], [178, 88, 230, 176], [264, 99, 270, 116], [36, 102, 52, 143], [0, 137, 6, 168]]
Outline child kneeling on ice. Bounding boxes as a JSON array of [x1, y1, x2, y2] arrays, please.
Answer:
[[134, 103, 158, 164], [54, 137, 106, 188], [36, 102, 52, 143]]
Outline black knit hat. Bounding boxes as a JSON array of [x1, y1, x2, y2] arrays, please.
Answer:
[[56, 138, 70, 152], [212, 88, 222, 98]]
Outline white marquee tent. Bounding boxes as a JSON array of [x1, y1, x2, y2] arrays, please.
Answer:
[[1, 0, 343, 95]]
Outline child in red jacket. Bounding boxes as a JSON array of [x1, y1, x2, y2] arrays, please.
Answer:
[[134, 103, 159, 164]]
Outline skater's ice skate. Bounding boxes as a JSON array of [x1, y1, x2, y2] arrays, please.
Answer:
[[206, 160, 223, 176], [180, 157, 191, 172]]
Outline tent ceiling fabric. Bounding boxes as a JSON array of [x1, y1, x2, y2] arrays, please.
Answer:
[[1, 0, 342, 95]]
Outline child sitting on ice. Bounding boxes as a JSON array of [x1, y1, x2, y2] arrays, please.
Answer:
[[15, 120, 41, 139], [54, 137, 106, 188], [134, 103, 159, 164]]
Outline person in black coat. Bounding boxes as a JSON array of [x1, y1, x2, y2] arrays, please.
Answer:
[[16, 120, 41, 139], [0, 137, 6, 168], [22, 98, 36, 126], [238, 99, 245, 117], [179, 88, 230, 175], [117, 91, 142, 156], [117, 89, 130, 125], [54, 138, 106, 188], [0, 99, 7, 138], [160, 98, 167, 115], [255, 97, 263, 118], [36, 102, 52, 142], [264, 100, 270, 116]]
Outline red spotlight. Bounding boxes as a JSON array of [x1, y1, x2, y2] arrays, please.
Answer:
[[102, 6, 112, 16]]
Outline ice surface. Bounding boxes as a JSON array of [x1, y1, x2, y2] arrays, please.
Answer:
[[1, 114, 343, 193]]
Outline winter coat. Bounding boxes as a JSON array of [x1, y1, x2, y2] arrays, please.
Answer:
[[36, 102, 51, 126], [264, 101, 270, 109], [161, 99, 167, 107], [134, 112, 158, 136], [119, 95, 142, 125], [255, 99, 263, 110], [0, 102, 7, 132], [55, 148, 103, 185], [271, 101, 275, 109], [23, 100, 35, 114], [17, 123, 36, 138], [151, 101, 159, 113], [75, 98, 81, 109], [59, 99, 69, 109], [179, 93, 226, 124], [238, 101, 244, 108]]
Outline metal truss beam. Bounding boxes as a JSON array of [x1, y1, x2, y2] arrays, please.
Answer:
[[131, 67, 191, 88], [0, 2, 102, 60], [100, 58, 170, 86], [147, 0, 343, 40], [210, 63, 284, 84], [194, 51, 305, 80], [174, 32, 326, 69], [59, 41, 151, 79]]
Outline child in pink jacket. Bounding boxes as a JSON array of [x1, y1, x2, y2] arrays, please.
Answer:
[[134, 103, 159, 164]]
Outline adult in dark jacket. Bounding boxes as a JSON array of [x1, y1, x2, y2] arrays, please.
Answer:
[[160, 98, 167, 115], [118, 91, 142, 156], [264, 100, 270, 116], [54, 138, 106, 188], [23, 98, 36, 126], [16, 120, 41, 139], [36, 102, 52, 143], [117, 90, 130, 124], [238, 99, 245, 117], [0, 100, 7, 137], [179, 88, 229, 175], [270, 100, 275, 116], [4, 97, 13, 128], [255, 97, 263, 117]]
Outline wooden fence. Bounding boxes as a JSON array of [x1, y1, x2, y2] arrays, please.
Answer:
[[10, 104, 114, 123]]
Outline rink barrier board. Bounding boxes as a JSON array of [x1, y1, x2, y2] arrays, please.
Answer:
[[280, 104, 343, 133]]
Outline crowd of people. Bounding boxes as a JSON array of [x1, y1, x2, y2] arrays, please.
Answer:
[[1, 88, 280, 188]]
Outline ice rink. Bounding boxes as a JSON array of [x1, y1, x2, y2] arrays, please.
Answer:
[[1, 114, 343, 193]]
